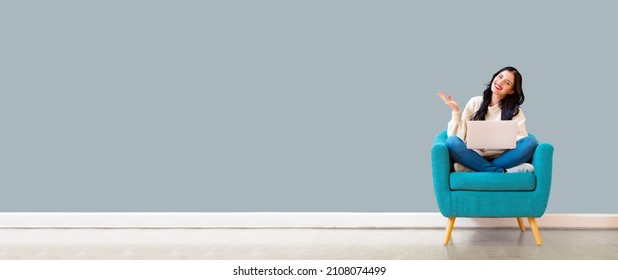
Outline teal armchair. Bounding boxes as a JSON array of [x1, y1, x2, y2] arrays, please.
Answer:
[[431, 130, 554, 245]]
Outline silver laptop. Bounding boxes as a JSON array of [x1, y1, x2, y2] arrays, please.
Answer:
[[466, 120, 517, 149]]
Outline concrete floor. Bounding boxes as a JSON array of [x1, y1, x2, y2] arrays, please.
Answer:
[[1, 228, 617, 260]]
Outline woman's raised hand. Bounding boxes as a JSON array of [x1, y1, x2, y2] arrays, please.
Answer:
[[437, 91, 460, 113]]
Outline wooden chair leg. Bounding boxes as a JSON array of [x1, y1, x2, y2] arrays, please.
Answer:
[[444, 217, 456, 245], [527, 217, 542, 246], [516, 217, 526, 232]]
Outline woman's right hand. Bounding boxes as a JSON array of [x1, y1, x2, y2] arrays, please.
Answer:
[[437, 91, 460, 113]]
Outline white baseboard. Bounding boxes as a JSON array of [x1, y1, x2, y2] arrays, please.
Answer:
[[1, 212, 617, 229]]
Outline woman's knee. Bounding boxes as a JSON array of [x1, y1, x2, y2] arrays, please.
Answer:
[[445, 135, 465, 150], [518, 135, 538, 150]]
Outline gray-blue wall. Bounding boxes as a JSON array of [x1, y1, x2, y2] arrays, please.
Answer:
[[1, 1, 616, 212]]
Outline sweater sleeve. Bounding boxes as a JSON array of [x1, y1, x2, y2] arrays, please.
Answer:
[[447, 97, 476, 142], [513, 109, 529, 140]]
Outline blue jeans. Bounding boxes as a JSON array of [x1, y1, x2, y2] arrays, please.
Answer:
[[444, 135, 538, 173]]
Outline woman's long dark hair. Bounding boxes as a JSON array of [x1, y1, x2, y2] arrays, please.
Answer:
[[471, 66, 525, 121]]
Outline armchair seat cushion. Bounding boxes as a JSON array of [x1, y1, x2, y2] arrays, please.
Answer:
[[449, 172, 536, 191]]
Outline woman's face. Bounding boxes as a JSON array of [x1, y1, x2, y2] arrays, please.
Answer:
[[491, 70, 515, 95]]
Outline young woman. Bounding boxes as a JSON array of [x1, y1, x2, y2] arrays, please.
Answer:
[[437, 66, 538, 173]]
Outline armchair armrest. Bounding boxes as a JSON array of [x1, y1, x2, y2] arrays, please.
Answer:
[[531, 142, 554, 216], [431, 130, 452, 216]]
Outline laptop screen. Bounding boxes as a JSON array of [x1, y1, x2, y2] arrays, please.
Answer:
[[466, 121, 517, 150]]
